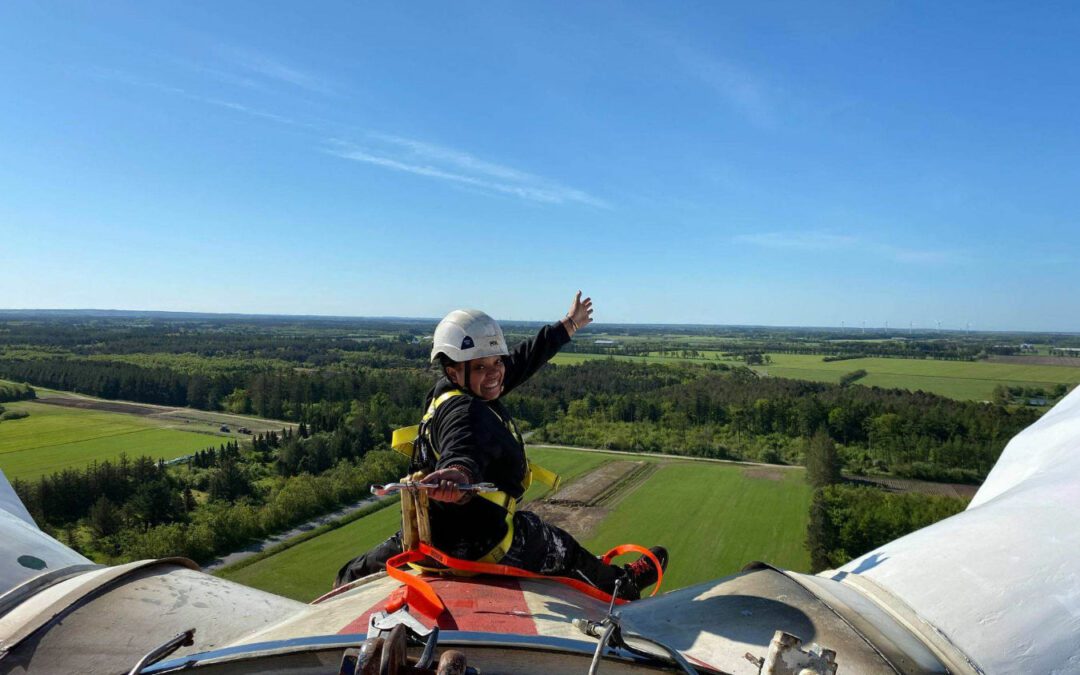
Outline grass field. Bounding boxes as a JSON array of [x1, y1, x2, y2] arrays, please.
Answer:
[[0, 401, 221, 481], [554, 350, 1080, 402], [583, 463, 811, 590], [219, 447, 811, 601], [755, 354, 1080, 401], [218, 503, 403, 600], [522, 446, 613, 500], [551, 352, 735, 367]]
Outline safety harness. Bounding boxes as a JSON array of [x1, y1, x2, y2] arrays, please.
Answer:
[[390, 389, 561, 569], [334, 389, 665, 621]]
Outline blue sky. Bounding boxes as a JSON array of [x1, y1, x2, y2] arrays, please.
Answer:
[[3, 2, 1079, 330]]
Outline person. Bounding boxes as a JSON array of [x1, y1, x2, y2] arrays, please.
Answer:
[[335, 292, 667, 599]]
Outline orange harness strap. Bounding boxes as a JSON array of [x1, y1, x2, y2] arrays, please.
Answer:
[[383, 543, 664, 621]]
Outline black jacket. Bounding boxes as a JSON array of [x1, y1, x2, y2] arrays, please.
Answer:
[[425, 322, 570, 557]]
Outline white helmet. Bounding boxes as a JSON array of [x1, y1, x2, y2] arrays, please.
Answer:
[[430, 309, 509, 363]]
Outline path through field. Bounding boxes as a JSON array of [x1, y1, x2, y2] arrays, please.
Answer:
[[34, 388, 295, 435], [202, 496, 391, 572]]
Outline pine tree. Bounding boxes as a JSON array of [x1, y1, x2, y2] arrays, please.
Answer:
[[805, 429, 842, 488], [89, 496, 122, 537]]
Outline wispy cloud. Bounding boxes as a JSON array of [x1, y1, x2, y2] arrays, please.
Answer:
[[682, 55, 778, 128], [216, 46, 335, 95], [735, 230, 963, 264], [86, 67, 186, 96], [638, 25, 781, 128], [875, 244, 963, 265], [368, 133, 537, 184], [90, 65, 605, 208], [200, 98, 310, 127], [176, 61, 270, 92], [87, 66, 315, 129], [326, 137, 610, 208], [734, 231, 856, 250]]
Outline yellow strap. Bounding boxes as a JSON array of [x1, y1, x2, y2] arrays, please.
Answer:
[[475, 491, 517, 564], [408, 489, 516, 574], [391, 425, 420, 459], [392, 390, 465, 460], [392, 386, 560, 572], [392, 393, 563, 492], [528, 461, 561, 492], [422, 390, 466, 422]]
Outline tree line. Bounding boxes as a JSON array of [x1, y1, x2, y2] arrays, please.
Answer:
[[0, 357, 432, 420], [14, 428, 406, 565], [1, 315, 1056, 576], [801, 431, 968, 571], [1, 352, 1041, 484], [522, 361, 1038, 481]]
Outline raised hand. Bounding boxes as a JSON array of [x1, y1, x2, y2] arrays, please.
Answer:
[[564, 291, 594, 335]]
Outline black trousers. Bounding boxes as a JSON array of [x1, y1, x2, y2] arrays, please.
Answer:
[[334, 510, 635, 598]]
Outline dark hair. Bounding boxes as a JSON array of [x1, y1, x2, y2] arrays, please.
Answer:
[[434, 353, 457, 376]]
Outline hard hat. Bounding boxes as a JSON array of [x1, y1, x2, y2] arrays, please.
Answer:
[[430, 309, 509, 363]]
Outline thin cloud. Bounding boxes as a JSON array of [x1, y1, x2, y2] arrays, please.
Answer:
[[736, 230, 963, 264], [216, 46, 335, 95], [639, 25, 781, 128], [734, 231, 856, 250], [200, 98, 310, 127], [87, 66, 313, 129], [177, 61, 270, 92], [326, 138, 610, 208], [89, 66, 606, 208], [875, 244, 965, 265], [684, 55, 778, 128], [368, 133, 536, 183], [85, 67, 186, 96]]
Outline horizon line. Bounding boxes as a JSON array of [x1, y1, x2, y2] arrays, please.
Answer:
[[1, 308, 1078, 336]]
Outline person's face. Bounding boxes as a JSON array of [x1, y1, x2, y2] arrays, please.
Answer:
[[447, 356, 505, 401]]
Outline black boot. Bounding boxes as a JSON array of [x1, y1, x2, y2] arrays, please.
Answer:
[[622, 546, 668, 597], [569, 548, 642, 600]]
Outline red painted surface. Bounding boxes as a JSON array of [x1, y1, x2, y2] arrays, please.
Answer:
[[337, 576, 538, 635]]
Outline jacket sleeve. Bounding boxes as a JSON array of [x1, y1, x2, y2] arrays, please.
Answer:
[[500, 322, 571, 395]]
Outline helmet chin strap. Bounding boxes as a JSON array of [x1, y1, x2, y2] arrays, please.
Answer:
[[446, 361, 475, 395]]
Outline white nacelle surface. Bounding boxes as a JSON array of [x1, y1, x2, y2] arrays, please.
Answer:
[[837, 387, 1080, 674], [0, 470, 95, 597]]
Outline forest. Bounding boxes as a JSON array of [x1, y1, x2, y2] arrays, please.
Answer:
[[0, 312, 1069, 568]]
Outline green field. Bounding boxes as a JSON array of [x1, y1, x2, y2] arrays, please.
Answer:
[[554, 350, 1080, 401], [0, 401, 221, 481], [218, 503, 403, 600], [552, 351, 733, 367], [522, 445, 613, 500], [219, 447, 811, 601], [755, 354, 1080, 401], [583, 462, 811, 590]]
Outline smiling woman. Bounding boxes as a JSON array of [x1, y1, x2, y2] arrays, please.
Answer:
[[335, 292, 669, 601]]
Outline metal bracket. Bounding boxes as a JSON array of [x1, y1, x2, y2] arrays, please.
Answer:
[[368, 608, 435, 639], [756, 630, 837, 675], [127, 628, 195, 675]]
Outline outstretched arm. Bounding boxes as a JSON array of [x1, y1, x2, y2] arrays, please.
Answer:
[[501, 291, 595, 394]]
